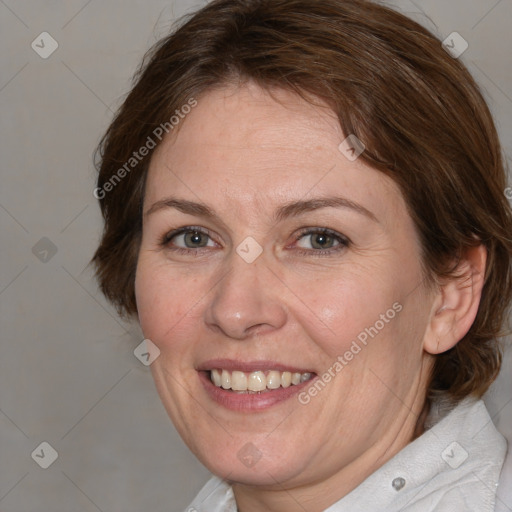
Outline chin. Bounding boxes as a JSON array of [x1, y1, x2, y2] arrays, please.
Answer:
[[193, 435, 313, 488]]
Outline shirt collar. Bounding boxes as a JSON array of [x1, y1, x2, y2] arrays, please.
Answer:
[[186, 398, 506, 512]]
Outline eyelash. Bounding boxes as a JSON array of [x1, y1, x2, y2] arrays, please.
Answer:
[[160, 226, 350, 256], [160, 226, 215, 256], [291, 227, 350, 257]]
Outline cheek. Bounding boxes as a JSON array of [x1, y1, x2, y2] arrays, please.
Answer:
[[134, 260, 202, 345], [283, 266, 401, 361]]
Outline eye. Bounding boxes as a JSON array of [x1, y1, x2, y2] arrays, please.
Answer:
[[162, 227, 216, 250], [293, 228, 349, 254]]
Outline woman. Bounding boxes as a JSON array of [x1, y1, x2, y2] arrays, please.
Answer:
[[92, 0, 512, 510]]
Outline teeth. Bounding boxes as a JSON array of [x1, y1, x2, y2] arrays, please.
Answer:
[[221, 369, 231, 389], [211, 369, 222, 387], [248, 371, 267, 392], [266, 370, 281, 389], [210, 369, 313, 392], [231, 371, 247, 391]]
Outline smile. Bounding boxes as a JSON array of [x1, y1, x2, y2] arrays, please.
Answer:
[[198, 360, 317, 411], [210, 369, 313, 393]]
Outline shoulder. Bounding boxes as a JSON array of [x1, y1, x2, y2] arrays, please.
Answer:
[[495, 438, 512, 512]]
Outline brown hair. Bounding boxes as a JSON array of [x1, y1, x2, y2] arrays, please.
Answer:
[[92, 0, 512, 402]]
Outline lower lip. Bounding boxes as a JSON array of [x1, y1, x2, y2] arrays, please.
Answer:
[[199, 371, 316, 412]]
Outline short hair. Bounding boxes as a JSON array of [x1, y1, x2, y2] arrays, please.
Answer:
[[92, 0, 512, 403]]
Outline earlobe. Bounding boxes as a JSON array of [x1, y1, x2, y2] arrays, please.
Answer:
[[423, 244, 487, 355]]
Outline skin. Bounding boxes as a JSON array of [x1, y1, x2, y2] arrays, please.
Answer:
[[134, 83, 486, 512]]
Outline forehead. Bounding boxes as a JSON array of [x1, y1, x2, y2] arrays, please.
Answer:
[[144, 83, 403, 222], [152, 84, 343, 173]]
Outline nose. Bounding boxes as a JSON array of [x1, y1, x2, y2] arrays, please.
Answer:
[[204, 253, 287, 340]]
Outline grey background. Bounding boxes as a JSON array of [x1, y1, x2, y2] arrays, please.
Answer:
[[0, 1, 511, 511]]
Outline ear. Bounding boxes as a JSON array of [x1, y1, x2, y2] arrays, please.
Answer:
[[423, 244, 487, 355]]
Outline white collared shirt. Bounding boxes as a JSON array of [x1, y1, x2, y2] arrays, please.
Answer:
[[184, 398, 508, 511]]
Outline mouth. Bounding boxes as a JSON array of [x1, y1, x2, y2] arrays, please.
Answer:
[[197, 360, 317, 411]]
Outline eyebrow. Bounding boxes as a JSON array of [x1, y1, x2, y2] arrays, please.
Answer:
[[275, 197, 378, 223], [145, 196, 378, 223], [145, 198, 217, 219]]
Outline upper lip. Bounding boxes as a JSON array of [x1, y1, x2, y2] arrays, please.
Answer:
[[197, 359, 315, 374]]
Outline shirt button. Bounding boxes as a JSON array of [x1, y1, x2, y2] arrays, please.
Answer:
[[392, 477, 406, 491]]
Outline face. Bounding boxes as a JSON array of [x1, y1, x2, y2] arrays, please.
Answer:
[[135, 83, 436, 492]]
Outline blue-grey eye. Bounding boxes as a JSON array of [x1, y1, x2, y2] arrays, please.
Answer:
[[170, 230, 214, 248], [297, 232, 341, 250]]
